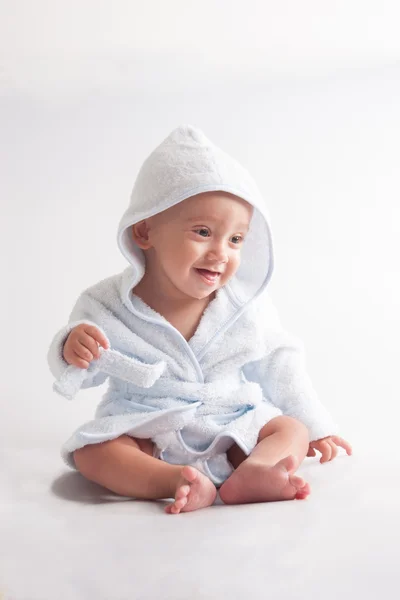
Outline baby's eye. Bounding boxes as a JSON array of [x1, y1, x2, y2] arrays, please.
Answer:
[[231, 235, 243, 244], [194, 228, 210, 237]]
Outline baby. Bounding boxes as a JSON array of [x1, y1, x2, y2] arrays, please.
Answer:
[[48, 125, 352, 514]]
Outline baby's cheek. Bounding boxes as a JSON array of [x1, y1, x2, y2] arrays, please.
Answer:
[[230, 254, 241, 273], [183, 240, 202, 260], [171, 238, 189, 257]]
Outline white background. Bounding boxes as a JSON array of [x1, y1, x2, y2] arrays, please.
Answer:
[[2, 1, 399, 451], [1, 2, 400, 599]]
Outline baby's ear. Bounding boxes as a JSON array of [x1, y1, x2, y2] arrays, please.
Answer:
[[132, 220, 152, 250]]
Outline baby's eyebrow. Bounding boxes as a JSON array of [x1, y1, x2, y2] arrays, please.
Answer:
[[186, 216, 218, 222], [186, 216, 249, 230]]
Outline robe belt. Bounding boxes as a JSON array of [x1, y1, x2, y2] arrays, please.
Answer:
[[54, 348, 263, 411]]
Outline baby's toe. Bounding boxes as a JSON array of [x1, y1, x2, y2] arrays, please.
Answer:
[[165, 503, 178, 515], [290, 474, 305, 489], [165, 495, 188, 515], [174, 496, 188, 511], [295, 482, 311, 500], [176, 485, 190, 500], [181, 466, 198, 483]]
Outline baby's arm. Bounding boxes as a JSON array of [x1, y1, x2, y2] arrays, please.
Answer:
[[63, 323, 109, 369], [244, 339, 338, 442], [47, 291, 110, 389], [255, 341, 352, 460], [243, 294, 339, 442]]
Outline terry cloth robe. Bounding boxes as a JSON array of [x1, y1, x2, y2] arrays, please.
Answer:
[[48, 125, 338, 485]]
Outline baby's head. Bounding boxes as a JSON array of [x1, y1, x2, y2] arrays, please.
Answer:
[[131, 191, 253, 300], [118, 125, 274, 306]]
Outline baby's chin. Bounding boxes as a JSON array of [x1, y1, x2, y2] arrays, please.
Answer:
[[180, 283, 219, 301], [182, 288, 214, 301], [186, 282, 227, 301]]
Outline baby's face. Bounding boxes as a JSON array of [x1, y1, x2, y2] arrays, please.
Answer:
[[141, 192, 253, 300]]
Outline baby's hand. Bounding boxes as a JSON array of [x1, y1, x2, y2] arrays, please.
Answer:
[[307, 436, 352, 464], [63, 324, 109, 369]]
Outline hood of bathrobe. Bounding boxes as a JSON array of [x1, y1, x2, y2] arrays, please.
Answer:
[[117, 125, 274, 307]]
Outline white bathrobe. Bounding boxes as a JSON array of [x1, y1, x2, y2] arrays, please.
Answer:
[[48, 125, 337, 485]]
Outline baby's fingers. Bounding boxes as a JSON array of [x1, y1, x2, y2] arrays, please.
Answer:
[[76, 332, 102, 360], [327, 439, 338, 461], [331, 436, 353, 456], [71, 350, 90, 369], [73, 339, 95, 362], [319, 441, 332, 463], [83, 325, 109, 350], [63, 343, 90, 368]]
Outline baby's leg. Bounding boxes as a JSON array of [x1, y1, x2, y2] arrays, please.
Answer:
[[73, 435, 216, 513], [219, 416, 310, 504]]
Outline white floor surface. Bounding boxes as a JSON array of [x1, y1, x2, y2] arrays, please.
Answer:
[[2, 428, 399, 600]]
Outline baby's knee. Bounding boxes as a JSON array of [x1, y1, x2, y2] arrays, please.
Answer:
[[73, 443, 103, 478], [282, 416, 309, 439], [73, 435, 152, 477], [269, 415, 309, 439]]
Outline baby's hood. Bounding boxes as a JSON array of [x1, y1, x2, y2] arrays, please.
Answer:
[[117, 125, 274, 308]]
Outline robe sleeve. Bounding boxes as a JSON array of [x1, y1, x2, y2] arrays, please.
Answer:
[[243, 297, 338, 442], [47, 291, 109, 391]]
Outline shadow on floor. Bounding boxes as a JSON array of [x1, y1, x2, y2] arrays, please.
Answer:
[[51, 471, 169, 511]]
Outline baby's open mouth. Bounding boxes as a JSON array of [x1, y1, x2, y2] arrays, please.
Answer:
[[195, 268, 221, 283]]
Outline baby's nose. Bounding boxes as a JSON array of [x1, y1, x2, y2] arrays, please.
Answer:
[[206, 245, 228, 263]]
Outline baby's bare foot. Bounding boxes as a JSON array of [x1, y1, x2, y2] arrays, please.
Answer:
[[165, 466, 217, 514], [219, 455, 311, 505]]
